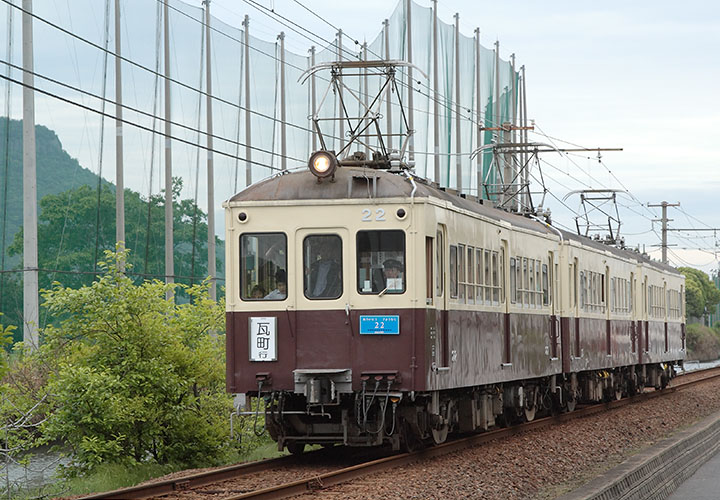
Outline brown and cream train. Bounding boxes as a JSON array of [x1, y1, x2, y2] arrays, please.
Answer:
[[224, 159, 685, 453]]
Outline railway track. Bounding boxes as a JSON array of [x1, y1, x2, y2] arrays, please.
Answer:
[[80, 366, 720, 500]]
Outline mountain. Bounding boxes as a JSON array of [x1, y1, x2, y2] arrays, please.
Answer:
[[0, 117, 107, 259]]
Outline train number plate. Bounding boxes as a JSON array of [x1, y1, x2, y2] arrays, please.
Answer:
[[359, 315, 400, 335]]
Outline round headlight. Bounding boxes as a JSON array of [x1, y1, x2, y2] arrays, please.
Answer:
[[308, 150, 337, 178]]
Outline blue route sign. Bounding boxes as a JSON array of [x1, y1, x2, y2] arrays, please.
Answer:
[[359, 315, 400, 335]]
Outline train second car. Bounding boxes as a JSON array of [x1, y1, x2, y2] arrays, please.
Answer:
[[224, 161, 685, 453]]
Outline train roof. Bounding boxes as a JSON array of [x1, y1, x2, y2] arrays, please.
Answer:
[[228, 166, 682, 277]]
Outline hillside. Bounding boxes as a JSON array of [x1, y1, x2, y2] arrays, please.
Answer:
[[0, 117, 107, 258]]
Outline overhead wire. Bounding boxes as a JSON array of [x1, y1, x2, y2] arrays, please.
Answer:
[[0, 59, 303, 166]]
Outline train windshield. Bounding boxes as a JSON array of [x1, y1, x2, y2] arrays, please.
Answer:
[[240, 233, 287, 301], [356, 230, 405, 294], [304, 235, 343, 300]]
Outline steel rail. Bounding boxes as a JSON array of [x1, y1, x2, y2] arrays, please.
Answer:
[[79, 366, 720, 500]]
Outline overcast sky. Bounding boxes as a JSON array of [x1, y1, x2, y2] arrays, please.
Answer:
[[6, 0, 720, 274], [210, 0, 720, 273]]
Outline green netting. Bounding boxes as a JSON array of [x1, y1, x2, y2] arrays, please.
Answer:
[[0, 0, 519, 210]]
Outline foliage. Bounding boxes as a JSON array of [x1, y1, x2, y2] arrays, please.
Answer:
[[685, 323, 720, 362], [0, 350, 53, 498], [39, 250, 232, 473], [0, 314, 14, 377], [679, 267, 720, 318]]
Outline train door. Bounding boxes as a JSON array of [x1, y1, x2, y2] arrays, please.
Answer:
[[427, 225, 448, 384], [294, 228, 350, 369], [548, 251, 559, 359]]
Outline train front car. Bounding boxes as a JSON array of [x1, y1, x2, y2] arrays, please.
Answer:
[[224, 161, 428, 452]]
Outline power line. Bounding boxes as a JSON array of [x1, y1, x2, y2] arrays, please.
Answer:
[[0, 70, 287, 172], [0, 59, 304, 165]]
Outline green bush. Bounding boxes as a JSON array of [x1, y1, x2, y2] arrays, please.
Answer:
[[686, 323, 720, 361], [39, 250, 233, 474]]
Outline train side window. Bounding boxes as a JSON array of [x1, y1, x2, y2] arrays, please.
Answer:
[[240, 232, 288, 301], [510, 258, 517, 304], [305, 234, 343, 300], [426, 237, 433, 305], [485, 250, 492, 305], [458, 244, 466, 302], [449, 245, 458, 299], [516, 257, 522, 305], [436, 230, 444, 297], [542, 263, 549, 306], [492, 251, 500, 305], [467, 247, 475, 305], [476, 248, 483, 303], [499, 248, 505, 304], [356, 230, 405, 295], [579, 271, 586, 311]]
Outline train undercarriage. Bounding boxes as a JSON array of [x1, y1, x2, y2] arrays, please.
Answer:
[[251, 363, 679, 454]]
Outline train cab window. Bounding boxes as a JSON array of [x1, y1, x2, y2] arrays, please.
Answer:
[[357, 230, 405, 295], [240, 233, 287, 301], [304, 235, 343, 300]]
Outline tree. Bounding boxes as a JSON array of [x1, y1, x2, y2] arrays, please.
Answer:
[[39, 250, 231, 472], [679, 267, 720, 319]]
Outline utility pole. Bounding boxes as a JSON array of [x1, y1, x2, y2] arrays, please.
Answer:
[[405, 0, 414, 166], [163, 0, 174, 299], [383, 19, 391, 152], [432, 0, 439, 184], [205, 0, 216, 300], [114, 0, 125, 265], [243, 15, 251, 187], [648, 201, 680, 265], [454, 13, 461, 193], [279, 31, 286, 171], [22, 0, 39, 350]]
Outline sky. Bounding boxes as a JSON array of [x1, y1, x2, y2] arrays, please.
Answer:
[[213, 0, 720, 274], [3, 0, 720, 275]]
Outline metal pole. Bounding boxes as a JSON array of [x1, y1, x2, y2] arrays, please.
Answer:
[[114, 0, 125, 261], [279, 31, 286, 170], [337, 29, 344, 156], [454, 13, 461, 193], [521, 65, 528, 208], [205, 0, 216, 300], [243, 15, 251, 186], [163, 0, 174, 297], [383, 19, 392, 152], [432, 0, 439, 184], [310, 45, 316, 152], [405, 0, 415, 166], [21, 0, 38, 349], [474, 28, 481, 198], [363, 41, 369, 157], [493, 40, 500, 193], [648, 201, 680, 265], [510, 53, 516, 210]]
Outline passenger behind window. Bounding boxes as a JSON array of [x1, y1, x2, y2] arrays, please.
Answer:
[[383, 259, 403, 291], [265, 269, 287, 300], [251, 285, 266, 298]]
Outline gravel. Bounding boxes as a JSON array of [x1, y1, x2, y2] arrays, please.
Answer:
[[294, 375, 720, 500]]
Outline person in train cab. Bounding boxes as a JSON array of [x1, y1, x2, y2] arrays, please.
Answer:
[[383, 258, 403, 291], [307, 240, 342, 298], [265, 269, 287, 299], [250, 285, 266, 298]]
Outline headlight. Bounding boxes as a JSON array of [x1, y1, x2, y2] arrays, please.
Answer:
[[308, 150, 337, 178]]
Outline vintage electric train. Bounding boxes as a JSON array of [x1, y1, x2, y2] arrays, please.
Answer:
[[224, 154, 685, 453]]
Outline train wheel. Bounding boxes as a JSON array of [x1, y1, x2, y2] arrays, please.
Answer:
[[286, 442, 306, 455], [431, 424, 448, 445], [565, 398, 577, 412], [523, 405, 536, 422], [400, 419, 424, 452]]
